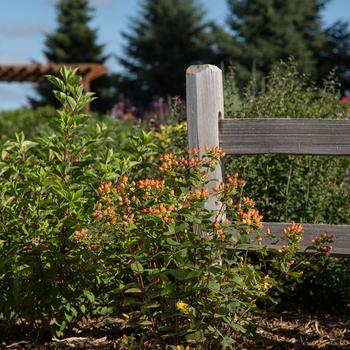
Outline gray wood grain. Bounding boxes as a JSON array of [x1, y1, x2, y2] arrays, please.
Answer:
[[186, 64, 224, 211], [260, 222, 350, 257], [229, 222, 350, 257], [220, 119, 350, 155]]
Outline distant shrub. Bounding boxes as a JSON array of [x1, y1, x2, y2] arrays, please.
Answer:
[[0, 106, 55, 142]]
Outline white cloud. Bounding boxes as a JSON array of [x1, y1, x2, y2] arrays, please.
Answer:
[[0, 24, 44, 36]]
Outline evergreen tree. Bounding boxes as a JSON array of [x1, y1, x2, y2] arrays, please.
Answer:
[[220, 0, 327, 88], [32, 0, 113, 111], [318, 21, 350, 93], [119, 0, 214, 106]]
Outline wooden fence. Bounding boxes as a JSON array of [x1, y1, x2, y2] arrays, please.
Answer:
[[186, 64, 350, 257]]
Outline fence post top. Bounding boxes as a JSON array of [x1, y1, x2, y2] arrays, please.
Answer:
[[186, 64, 221, 75]]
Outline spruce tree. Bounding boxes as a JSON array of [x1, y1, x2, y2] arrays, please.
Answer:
[[220, 0, 327, 88], [119, 0, 213, 106], [32, 0, 112, 111]]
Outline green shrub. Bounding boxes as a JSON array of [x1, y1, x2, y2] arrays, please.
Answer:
[[92, 145, 305, 349], [292, 256, 350, 314], [0, 106, 55, 143], [0, 67, 132, 337]]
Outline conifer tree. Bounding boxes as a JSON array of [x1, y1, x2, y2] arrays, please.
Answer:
[[219, 0, 327, 88], [318, 21, 350, 93], [119, 0, 214, 106], [32, 0, 112, 111]]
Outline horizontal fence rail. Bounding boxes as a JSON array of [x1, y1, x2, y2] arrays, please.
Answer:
[[262, 222, 350, 257], [220, 119, 350, 155]]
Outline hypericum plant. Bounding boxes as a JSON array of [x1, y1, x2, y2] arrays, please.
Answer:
[[93, 145, 303, 349], [0, 67, 132, 338]]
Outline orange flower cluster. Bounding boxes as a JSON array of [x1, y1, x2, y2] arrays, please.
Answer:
[[236, 204, 263, 232], [94, 173, 177, 226], [310, 231, 333, 256], [213, 216, 230, 241], [242, 196, 255, 207], [142, 203, 176, 223], [214, 173, 246, 196], [203, 146, 225, 159], [188, 147, 203, 155], [284, 221, 304, 242], [97, 180, 113, 194], [226, 172, 245, 188], [159, 147, 225, 173], [94, 177, 138, 226], [92, 148, 258, 240], [159, 152, 202, 172], [187, 187, 209, 200], [137, 178, 164, 189], [71, 229, 97, 250]]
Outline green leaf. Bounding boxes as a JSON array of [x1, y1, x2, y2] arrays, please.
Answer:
[[186, 330, 205, 343], [186, 271, 201, 279], [83, 290, 95, 303], [166, 238, 179, 246], [229, 322, 247, 333], [131, 261, 144, 273], [208, 280, 220, 292], [65, 312, 73, 323], [66, 95, 77, 110], [46, 75, 65, 91], [175, 222, 189, 233], [22, 140, 38, 152], [167, 269, 186, 280], [125, 288, 142, 294]]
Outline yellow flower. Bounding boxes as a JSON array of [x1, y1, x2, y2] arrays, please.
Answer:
[[263, 275, 272, 291], [176, 300, 188, 311]]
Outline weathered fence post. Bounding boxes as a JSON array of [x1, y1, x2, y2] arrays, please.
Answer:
[[186, 64, 224, 212]]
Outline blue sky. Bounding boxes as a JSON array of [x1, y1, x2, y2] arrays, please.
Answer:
[[0, 0, 349, 110]]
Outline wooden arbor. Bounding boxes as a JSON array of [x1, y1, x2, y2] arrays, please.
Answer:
[[0, 63, 107, 109]]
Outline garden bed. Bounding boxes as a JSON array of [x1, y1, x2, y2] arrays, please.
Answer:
[[246, 310, 350, 350], [1, 310, 349, 349]]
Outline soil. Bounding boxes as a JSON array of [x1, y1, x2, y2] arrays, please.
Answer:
[[245, 310, 350, 350], [1, 310, 349, 349]]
